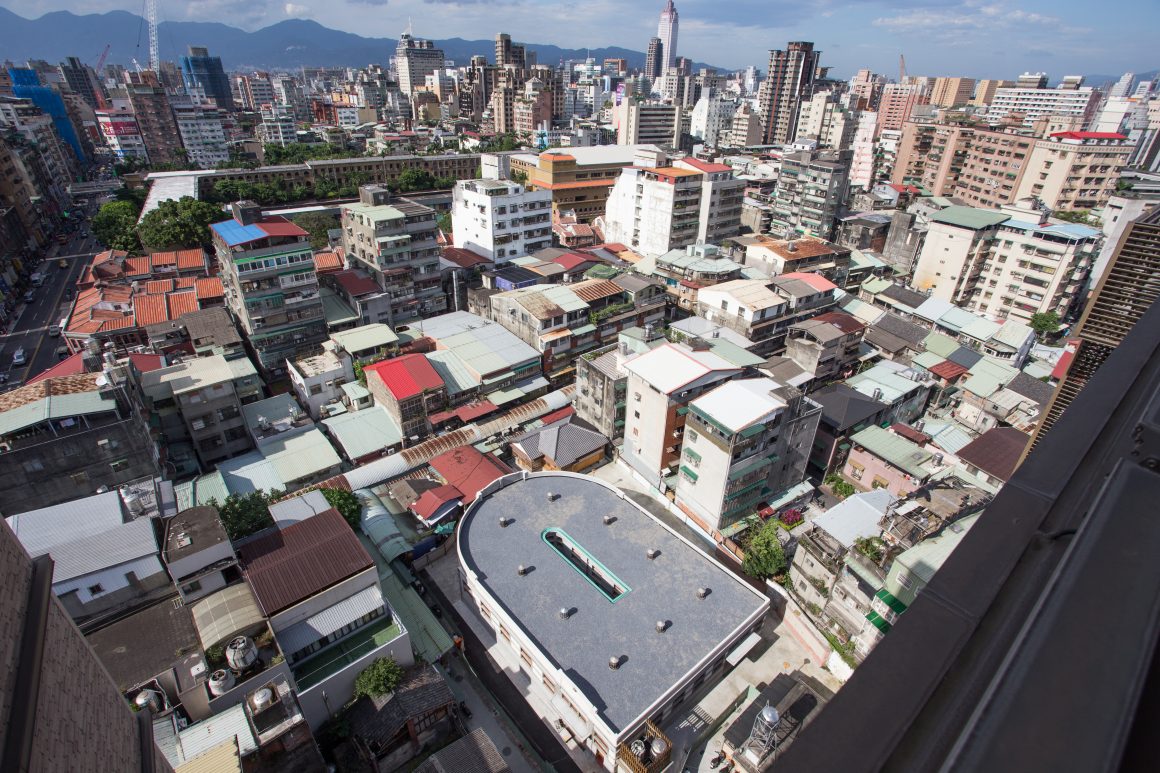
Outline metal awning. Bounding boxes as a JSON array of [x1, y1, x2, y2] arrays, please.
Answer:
[[726, 631, 762, 666], [275, 585, 385, 656]]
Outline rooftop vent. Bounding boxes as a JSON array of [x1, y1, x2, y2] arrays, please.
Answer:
[[499, 517, 512, 528], [546, 492, 559, 502], [647, 548, 661, 560], [517, 564, 529, 576], [656, 620, 668, 633], [559, 607, 572, 619], [603, 514, 616, 526], [609, 656, 622, 670], [697, 587, 711, 599]]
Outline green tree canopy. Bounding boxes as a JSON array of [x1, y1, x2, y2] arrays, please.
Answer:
[[137, 196, 230, 251], [292, 212, 339, 251], [321, 488, 362, 529], [354, 657, 404, 699], [436, 211, 452, 235], [741, 519, 788, 581], [92, 200, 143, 254], [1029, 311, 1061, 340], [396, 167, 435, 192], [212, 491, 276, 541]]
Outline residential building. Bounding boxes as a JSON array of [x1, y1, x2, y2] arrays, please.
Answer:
[[676, 377, 821, 535], [621, 342, 742, 488], [574, 328, 661, 443], [842, 424, 945, 497], [258, 104, 297, 147], [124, 74, 183, 166], [784, 310, 866, 383], [396, 34, 444, 99], [1014, 131, 1133, 212], [726, 102, 764, 148], [456, 472, 769, 771], [954, 127, 1036, 210], [844, 360, 936, 426], [236, 73, 276, 112], [955, 426, 1030, 489], [0, 516, 178, 773], [988, 81, 1100, 128], [635, 243, 744, 312], [690, 94, 739, 148], [738, 233, 852, 286], [878, 84, 927, 133], [696, 273, 840, 356], [289, 348, 355, 419], [1028, 205, 1160, 454], [601, 164, 705, 256], [616, 100, 680, 147], [808, 383, 890, 473], [970, 79, 1013, 107], [645, 37, 664, 81], [364, 354, 448, 441], [237, 508, 412, 727], [341, 194, 446, 323], [141, 354, 262, 468], [212, 202, 325, 378], [758, 41, 820, 144], [58, 55, 103, 109], [929, 77, 976, 108], [96, 107, 148, 161], [162, 505, 237, 603], [770, 148, 850, 239], [674, 156, 745, 243], [511, 417, 608, 473], [172, 103, 229, 169], [179, 46, 233, 110], [452, 179, 554, 263], [509, 144, 665, 222], [6, 486, 173, 624], [795, 90, 858, 149], [849, 111, 879, 188]]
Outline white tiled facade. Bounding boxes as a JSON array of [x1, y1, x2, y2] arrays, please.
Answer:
[[451, 179, 554, 263]]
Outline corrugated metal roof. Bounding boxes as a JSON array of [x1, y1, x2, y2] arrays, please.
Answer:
[[323, 406, 403, 460], [0, 373, 113, 435], [175, 738, 241, 773], [264, 428, 343, 487], [330, 323, 399, 354], [177, 704, 257, 760], [268, 489, 331, 528], [6, 490, 125, 554], [275, 584, 385, 655], [210, 219, 267, 247], [623, 343, 740, 394], [813, 489, 894, 548], [190, 582, 265, 649], [238, 508, 373, 615], [425, 350, 481, 396], [930, 206, 1009, 230], [365, 354, 444, 400], [850, 425, 934, 478], [48, 518, 159, 582]]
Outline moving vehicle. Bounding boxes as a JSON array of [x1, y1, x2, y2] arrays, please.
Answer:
[[22, 291, 34, 303], [48, 325, 60, 337], [12, 348, 25, 366], [30, 273, 44, 287], [58, 258, 68, 270]]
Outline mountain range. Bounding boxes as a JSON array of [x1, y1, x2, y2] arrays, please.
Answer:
[[0, 8, 718, 73]]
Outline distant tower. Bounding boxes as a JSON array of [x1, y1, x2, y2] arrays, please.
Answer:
[[645, 37, 663, 80], [757, 41, 820, 145], [657, 0, 679, 72]]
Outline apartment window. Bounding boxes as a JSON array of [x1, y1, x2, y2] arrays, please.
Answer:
[[309, 384, 323, 395], [633, 411, 640, 419], [22, 459, 44, 473], [848, 461, 864, 481], [687, 430, 698, 443], [896, 570, 914, 590], [88, 583, 104, 595]]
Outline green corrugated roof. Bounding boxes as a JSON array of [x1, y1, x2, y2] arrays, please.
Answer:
[[930, 206, 1009, 230], [866, 609, 893, 633], [875, 587, 908, 614], [850, 425, 934, 479], [323, 406, 403, 459], [320, 288, 359, 325], [0, 389, 113, 435], [426, 350, 481, 396], [706, 339, 765, 367], [330, 323, 399, 354], [922, 332, 960, 358]]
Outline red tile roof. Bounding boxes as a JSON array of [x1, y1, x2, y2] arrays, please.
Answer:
[[429, 446, 512, 503], [929, 360, 970, 381], [365, 354, 445, 400], [195, 277, 224, 300], [410, 484, 463, 520], [314, 252, 344, 273], [679, 157, 733, 173], [778, 271, 838, 292], [538, 406, 574, 425], [441, 247, 493, 269], [237, 508, 373, 616], [257, 217, 309, 239], [27, 352, 85, 384], [812, 310, 865, 335], [1050, 131, 1127, 141], [887, 184, 920, 194], [332, 270, 381, 297], [552, 252, 595, 272], [128, 353, 166, 373], [956, 427, 1030, 483]]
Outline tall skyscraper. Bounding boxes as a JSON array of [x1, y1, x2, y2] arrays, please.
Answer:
[[645, 37, 664, 80], [657, 0, 679, 72], [757, 41, 820, 145], [124, 72, 183, 165], [58, 56, 102, 110], [1026, 205, 1160, 457], [179, 45, 234, 110], [396, 34, 445, 98]]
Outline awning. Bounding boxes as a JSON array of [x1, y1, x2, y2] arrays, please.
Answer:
[[866, 609, 893, 633], [275, 585, 385, 656], [726, 631, 762, 666]]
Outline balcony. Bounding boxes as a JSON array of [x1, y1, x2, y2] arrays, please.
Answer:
[[291, 616, 404, 691]]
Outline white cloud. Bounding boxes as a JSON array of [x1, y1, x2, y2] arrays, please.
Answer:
[[284, 2, 309, 15]]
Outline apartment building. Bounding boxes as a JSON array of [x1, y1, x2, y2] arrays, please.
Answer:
[[125, 74, 183, 166], [141, 354, 262, 468], [970, 79, 1013, 107], [96, 108, 148, 161], [616, 99, 680, 146], [988, 82, 1100, 128], [770, 148, 850, 239], [395, 34, 444, 98], [794, 90, 858, 149], [451, 179, 553, 263], [696, 273, 839, 356], [738, 233, 852, 287], [676, 377, 821, 535], [637, 243, 743, 312], [758, 41, 820, 144], [954, 128, 1035, 209], [508, 144, 665, 223], [878, 84, 927, 132], [601, 165, 704, 256], [258, 104, 296, 147], [574, 328, 661, 443], [341, 192, 446, 324], [929, 77, 976, 108], [364, 354, 448, 441], [674, 156, 745, 243], [621, 342, 742, 488], [211, 202, 326, 378], [1014, 131, 1133, 212], [784, 310, 866, 383], [172, 103, 229, 169]]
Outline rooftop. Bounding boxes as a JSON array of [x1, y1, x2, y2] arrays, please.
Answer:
[[813, 489, 894, 549], [142, 355, 257, 398], [410, 311, 540, 377], [690, 378, 788, 434], [164, 506, 228, 564], [238, 508, 373, 616], [428, 446, 512, 503], [294, 348, 345, 379], [86, 598, 201, 691], [0, 372, 112, 436], [210, 216, 308, 248], [364, 354, 445, 401], [929, 206, 1010, 231], [623, 343, 740, 395], [458, 473, 769, 733], [322, 405, 403, 460], [956, 427, 1030, 482], [512, 419, 608, 468], [329, 323, 399, 355], [850, 425, 936, 479]]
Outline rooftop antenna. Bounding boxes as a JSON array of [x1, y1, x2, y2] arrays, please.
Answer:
[[406, 17, 413, 36]]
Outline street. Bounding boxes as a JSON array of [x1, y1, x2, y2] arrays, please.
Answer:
[[0, 229, 100, 387]]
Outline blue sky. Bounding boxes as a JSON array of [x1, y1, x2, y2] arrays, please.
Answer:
[[4, 0, 1156, 78]]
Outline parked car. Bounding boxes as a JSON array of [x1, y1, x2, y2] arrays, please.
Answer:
[[22, 291, 34, 303], [58, 258, 68, 270], [12, 348, 25, 366]]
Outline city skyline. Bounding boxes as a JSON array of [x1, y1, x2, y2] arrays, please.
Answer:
[[0, 0, 1155, 78]]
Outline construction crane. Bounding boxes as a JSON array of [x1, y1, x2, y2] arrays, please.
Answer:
[[94, 44, 111, 73], [93, 44, 111, 110], [145, 0, 159, 72]]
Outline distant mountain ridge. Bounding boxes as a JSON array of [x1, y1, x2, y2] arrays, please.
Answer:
[[0, 8, 718, 72]]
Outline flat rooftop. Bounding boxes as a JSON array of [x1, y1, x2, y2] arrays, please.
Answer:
[[458, 473, 768, 734]]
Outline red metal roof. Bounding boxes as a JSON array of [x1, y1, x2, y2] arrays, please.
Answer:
[[429, 446, 512, 503], [257, 216, 309, 239], [364, 354, 445, 400], [929, 360, 970, 381], [778, 271, 838, 292], [955, 427, 1030, 483], [410, 484, 463, 520], [454, 400, 498, 423], [890, 422, 932, 445], [552, 252, 595, 272], [441, 247, 493, 269], [679, 157, 733, 173], [1050, 131, 1127, 140], [238, 508, 373, 616], [813, 310, 865, 335], [27, 352, 85, 384], [538, 406, 574, 425], [332, 270, 381, 297], [127, 353, 165, 373], [1052, 339, 1080, 380]]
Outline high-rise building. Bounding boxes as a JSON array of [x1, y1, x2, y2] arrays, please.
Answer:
[[771, 148, 850, 239], [757, 41, 820, 145], [645, 37, 664, 81], [179, 46, 234, 110], [396, 34, 444, 99], [988, 80, 1100, 128], [235, 73, 276, 112], [929, 76, 976, 108], [878, 82, 927, 132], [452, 179, 553, 263], [657, 0, 679, 72], [172, 103, 229, 168], [970, 78, 1014, 107], [616, 98, 680, 146], [95, 107, 148, 161], [1109, 72, 1136, 99], [58, 56, 103, 110], [257, 103, 297, 146], [124, 73, 182, 165], [1027, 204, 1160, 456], [7, 67, 87, 164], [602, 164, 705, 256], [1015, 131, 1133, 211], [211, 201, 326, 378], [795, 89, 858, 149], [850, 68, 886, 109], [494, 33, 526, 70]]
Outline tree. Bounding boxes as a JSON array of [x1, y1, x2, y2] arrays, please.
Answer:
[[1029, 311, 1061, 341], [510, 169, 528, 185], [92, 200, 142, 253], [741, 519, 787, 581], [1052, 209, 1099, 226], [436, 211, 452, 236], [322, 488, 362, 529], [292, 212, 338, 251], [138, 196, 230, 251], [396, 167, 435, 192], [213, 491, 275, 541], [354, 657, 404, 699]]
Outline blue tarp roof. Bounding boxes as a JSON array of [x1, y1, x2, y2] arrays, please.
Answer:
[[210, 219, 267, 247]]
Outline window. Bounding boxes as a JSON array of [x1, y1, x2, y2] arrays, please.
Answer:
[[848, 462, 864, 481], [182, 580, 202, 594], [633, 411, 640, 419], [88, 583, 104, 595], [109, 459, 129, 473], [22, 459, 44, 474], [897, 570, 914, 590], [687, 429, 698, 443]]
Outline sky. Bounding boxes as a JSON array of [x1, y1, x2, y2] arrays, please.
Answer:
[[3, 0, 1156, 79]]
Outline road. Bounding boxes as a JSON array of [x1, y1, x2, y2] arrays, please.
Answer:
[[0, 230, 100, 388]]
